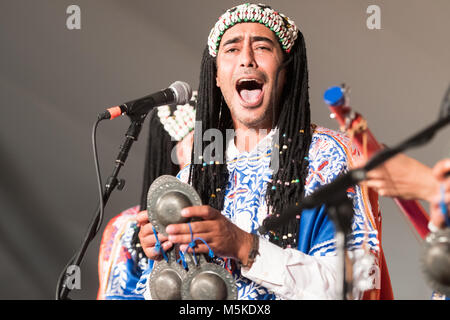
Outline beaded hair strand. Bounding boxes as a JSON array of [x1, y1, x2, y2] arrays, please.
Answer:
[[265, 33, 312, 248], [188, 47, 230, 210]]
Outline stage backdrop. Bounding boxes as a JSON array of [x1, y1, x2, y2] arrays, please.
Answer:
[[0, 0, 449, 299]]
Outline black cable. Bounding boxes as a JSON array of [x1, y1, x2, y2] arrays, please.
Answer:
[[55, 118, 104, 299], [93, 118, 105, 235], [56, 113, 146, 299], [55, 252, 75, 300]]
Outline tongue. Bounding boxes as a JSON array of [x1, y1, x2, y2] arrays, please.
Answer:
[[240, 89, 262, 104]]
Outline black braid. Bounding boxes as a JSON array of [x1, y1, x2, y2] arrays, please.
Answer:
[[131, 108, 180, 262], [188, 47, 230, 210], [139, 108, 180, 211], [265, 34, 312, 248]]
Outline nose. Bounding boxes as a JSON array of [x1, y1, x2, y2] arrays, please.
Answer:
[[239, 42, 257, 68]]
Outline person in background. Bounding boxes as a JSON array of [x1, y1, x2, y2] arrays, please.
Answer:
[[362, 155, 449, 229], [362, 155, 449, 299]]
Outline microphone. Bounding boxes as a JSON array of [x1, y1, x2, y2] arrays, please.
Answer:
[[98, 81, 192, 120]]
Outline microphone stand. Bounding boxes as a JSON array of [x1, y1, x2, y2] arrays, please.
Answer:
[[56, 113, 147, 300], [260, 114, 450, 300], [323, 188, 355, 300]]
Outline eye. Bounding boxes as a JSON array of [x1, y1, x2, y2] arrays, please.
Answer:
[[225, 47, 239, 53], [255, 45, 271, 52]]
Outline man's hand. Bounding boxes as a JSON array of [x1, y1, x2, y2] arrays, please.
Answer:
[[165, 205, 253, 264], [360, 153, 439, 202], [136, 210, 173, 260]]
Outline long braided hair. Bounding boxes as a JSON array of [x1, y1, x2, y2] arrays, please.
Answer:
[[139, 109, 180, 211], [189, 29, 312, 249], [131, 107, 184, 262]]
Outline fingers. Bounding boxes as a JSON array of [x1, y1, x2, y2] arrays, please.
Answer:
[[164, 206, 221, 238], [136, 206, 220, 260], [178, 243, 212, 255], [430, 204, 447, 229], [428, 162, 450, 229], [429, 185, 450, 229], [139, 223, 169, 245], [138, 205, 228, 259], [145, 242, 174, 260], [429, 179, 450, 206], [432, 158, 450, 180], [136, 210, 149, 227], [167, 230, 215, 245], [166, 219, 216, 235], [441, 179, 450, 193], [365, 169, 386, 180], [430, 192, 450, 206], [363, 179, 383, 189], [137, 217, 173, 260], [163, 206, 245, 259], [141, 238, 173, 260], [365, 164, 395, 181], [363, 179, 394, 197], [180, 205, 221, 220]]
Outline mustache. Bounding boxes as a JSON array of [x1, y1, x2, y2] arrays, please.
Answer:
[[233, 68, 267, 83]]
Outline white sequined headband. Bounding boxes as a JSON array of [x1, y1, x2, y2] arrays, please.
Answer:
[[208, 3, 299, 57]]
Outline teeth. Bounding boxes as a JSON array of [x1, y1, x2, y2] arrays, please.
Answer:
[[238, 78, 262, 84]]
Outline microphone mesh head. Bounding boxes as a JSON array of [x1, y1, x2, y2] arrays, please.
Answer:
[[170, 81, 192, 105]]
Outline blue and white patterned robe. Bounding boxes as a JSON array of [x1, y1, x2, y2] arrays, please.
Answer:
[[99, 126, 380, 300]]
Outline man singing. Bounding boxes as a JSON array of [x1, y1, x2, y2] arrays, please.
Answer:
[[135, 3, 392, 300]]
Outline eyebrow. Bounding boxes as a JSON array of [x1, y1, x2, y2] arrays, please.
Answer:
[[222, 35, 275, 47]]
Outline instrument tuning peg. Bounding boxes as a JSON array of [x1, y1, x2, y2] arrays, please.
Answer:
[[340, 83, 351, 105]]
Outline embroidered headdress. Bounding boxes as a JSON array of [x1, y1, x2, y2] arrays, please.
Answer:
[[208, 3, 298, 57]]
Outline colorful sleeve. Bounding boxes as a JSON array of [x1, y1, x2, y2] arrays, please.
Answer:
[[97, 206, 148, 300], [301, 127, 379, 257]]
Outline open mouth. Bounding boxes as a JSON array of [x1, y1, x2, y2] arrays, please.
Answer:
[[235, 78, 264, 107]]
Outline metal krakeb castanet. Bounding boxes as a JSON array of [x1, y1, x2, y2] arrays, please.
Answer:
[[146, 175, 237, 300]]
